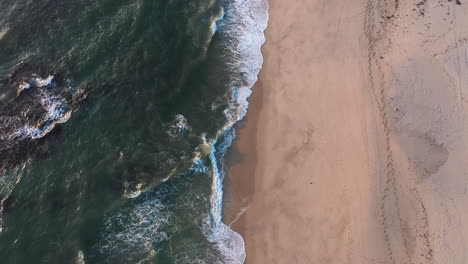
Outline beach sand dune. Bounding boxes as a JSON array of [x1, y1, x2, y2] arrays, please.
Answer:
[[225, 0, 468, 263]]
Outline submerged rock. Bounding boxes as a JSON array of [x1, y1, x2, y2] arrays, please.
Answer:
[[0, 64, 89, 175]]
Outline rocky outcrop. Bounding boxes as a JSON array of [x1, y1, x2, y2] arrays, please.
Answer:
[[0, 64, 88, 175]]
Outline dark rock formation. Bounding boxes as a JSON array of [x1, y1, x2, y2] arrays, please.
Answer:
[[0, 64, 88, 175]]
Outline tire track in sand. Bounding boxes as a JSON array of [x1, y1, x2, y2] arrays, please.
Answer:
[[363, 1, 412, 263]]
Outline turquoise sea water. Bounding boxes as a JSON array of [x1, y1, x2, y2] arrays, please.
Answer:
[[0, 0, 267, 263]]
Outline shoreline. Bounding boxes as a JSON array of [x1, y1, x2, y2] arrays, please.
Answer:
[[224, 0, 468, 263], [209, 0, 268, 262], [223, 78, 263, 231]]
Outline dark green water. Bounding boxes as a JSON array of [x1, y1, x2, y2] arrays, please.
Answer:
[[0, 0, 267, 263]]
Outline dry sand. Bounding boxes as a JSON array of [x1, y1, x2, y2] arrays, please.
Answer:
[[224, 0, 468, 263]]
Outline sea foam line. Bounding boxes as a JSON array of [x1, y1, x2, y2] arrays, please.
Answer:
[[206, 0, 269, 263]]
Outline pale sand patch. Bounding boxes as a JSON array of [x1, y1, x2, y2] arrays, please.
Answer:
[[224, 0, 468, 263]]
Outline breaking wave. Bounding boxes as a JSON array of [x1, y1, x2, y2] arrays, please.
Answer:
[[206, 0, 269, 262], [95, 191, 171, 264], [90, 0, 268, 262]]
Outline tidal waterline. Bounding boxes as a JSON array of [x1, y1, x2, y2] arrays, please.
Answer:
[[0, 0, 267, 263]]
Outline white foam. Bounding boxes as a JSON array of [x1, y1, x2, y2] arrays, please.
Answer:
[[18, 82, 31, 92], [16, 82, 31, 97], [205, 0, 269, 262], [124, 183, 143, 199], [76, 250, 85, 264], [0, 28, 8, 40], [211, 7, 225, 36], [14, 90, 71, 140], [167, 114, 190, 137], [213, 223, 247, 264], [32, 75, 54, 87], [40, 94, 70, 120], [191, 154, 209, 174], [96, 193, 171, 263]]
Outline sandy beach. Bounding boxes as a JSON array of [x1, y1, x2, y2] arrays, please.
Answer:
[[224, 0, 468, 263]]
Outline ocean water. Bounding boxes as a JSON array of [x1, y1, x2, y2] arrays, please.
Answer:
[[0, 0, 267, 263]]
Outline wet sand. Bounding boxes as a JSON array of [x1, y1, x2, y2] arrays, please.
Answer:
[[224, 0, 468, 263]]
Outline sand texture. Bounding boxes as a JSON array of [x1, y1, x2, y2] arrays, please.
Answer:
[[224, 0, 468, 263]]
